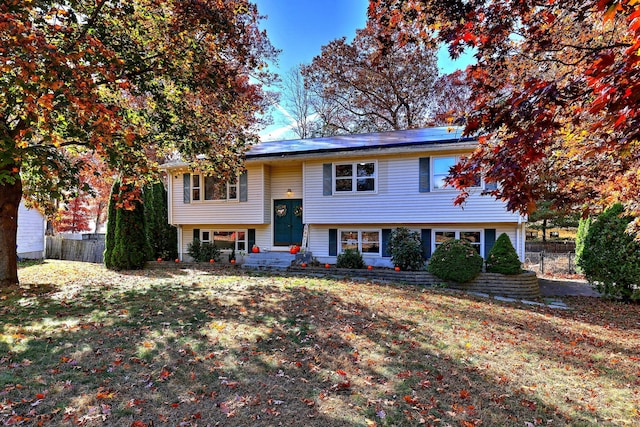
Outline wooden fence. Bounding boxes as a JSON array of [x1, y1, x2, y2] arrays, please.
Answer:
[[46, 236, 105, 263], [525, 241, 576, 253]]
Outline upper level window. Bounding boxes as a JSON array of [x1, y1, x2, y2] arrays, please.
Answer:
[[432, 156, 480, 190], [334, 161, 376, 193], [192, 174, 237, 201]]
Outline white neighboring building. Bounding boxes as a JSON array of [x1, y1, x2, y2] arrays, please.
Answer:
[[17, 200, 46, 260]]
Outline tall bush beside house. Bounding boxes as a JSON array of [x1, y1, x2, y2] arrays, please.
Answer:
[[109, 184, 150, 270], [103, 180, 120, 269], [387, 227, 425, 271], [578, 204, 640, 300], [144, 182, 178, 261], [486, 233, 522, 275], [427, 239, 483, 283]]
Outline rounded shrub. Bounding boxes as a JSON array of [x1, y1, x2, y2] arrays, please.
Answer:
[[187, 238, 202, 262], [336, 249, 366, 269], [387, 227, 425, 271], [200, 242, 221, 262], [579, 204, 640, 300], [427, 239, 483, 283], [486, 233, 522, 275]]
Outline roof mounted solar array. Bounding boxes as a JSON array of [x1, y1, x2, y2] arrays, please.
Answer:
[[247, 127, 473, 158]]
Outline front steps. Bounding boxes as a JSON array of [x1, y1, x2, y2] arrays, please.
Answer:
[[242, 252, 297, 270]]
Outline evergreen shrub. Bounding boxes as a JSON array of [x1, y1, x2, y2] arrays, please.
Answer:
[[427, 239, 483, 283], [336, 249, 366, 269], [578, 204, 640, 300], [201, 242, 221, 262], [187, 239, 202, 262], [187, 239, 221, 262], [109, 183, 149, 270], [387, 227, 425, 271], [486, 233, 522, 275], [574, 216, 591, 274], [103, 180, 119, 269], [143, 182, 178, 260]]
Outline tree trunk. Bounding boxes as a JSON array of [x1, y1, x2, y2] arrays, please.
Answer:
[[0, 165, 22, 287]]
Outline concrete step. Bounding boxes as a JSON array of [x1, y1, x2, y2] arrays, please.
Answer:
[[242, 252, 296, 270]]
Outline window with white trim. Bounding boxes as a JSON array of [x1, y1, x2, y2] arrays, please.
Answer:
[[432, 156, 480, 190], [199, 230, 246, 252], [340, 230, 381, 255], [434, 230, 482, 254], [192, 174, 237, 201], [334, 161, 377, 193]]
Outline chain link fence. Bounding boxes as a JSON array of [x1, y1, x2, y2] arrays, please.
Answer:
[[524, 251, 577, 275]]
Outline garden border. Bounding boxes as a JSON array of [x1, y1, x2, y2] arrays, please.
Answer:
[[145, 262, 540, 299], [287, 267, 540, 299]]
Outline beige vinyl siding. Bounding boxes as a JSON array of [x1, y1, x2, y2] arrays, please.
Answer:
[[304, 154, 523, 225], [171, 164, 266, 225], [270, 164, 303, 200], [263, 165, 272, 223], [180, 224, 272, 261], [307, 224, 525, 265]]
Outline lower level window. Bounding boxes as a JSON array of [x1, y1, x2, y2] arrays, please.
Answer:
[[340, 230, 380, 255], [200, 230, 246, 252], [434, 230, 481, 254]]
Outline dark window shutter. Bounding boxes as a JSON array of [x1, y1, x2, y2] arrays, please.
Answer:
[[323, 163, 332, 196], [248, 228, 256, 249], [183, 173, 191, 203], [419, 157, 430, 192], [381, 229, 392, 258], [239, 172, 248, 202], [193, 228, 200, 242], [421, 229, 432, 259], [484, 228, 496, 259], [328, 229, 337, 256]]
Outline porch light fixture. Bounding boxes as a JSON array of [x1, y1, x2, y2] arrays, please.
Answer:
[[287, 189, 293, 197]]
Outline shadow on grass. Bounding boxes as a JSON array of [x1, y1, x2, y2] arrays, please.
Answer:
[[2, 268, 636, 425]]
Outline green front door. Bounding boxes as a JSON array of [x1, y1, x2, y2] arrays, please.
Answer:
[[274, 199, 303, 246]]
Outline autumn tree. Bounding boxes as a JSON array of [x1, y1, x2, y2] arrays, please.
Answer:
[[280, 65, 319, 139], [0, 0, 277, 286], [301, 18, 441, 135], [54, 196, 91, 233], [431, 70, 472, 125], [369, 0, 640, 235], [49, 152, 114, 234]]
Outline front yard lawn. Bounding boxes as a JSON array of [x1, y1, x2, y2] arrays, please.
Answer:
[[2, 260, 639, 426]]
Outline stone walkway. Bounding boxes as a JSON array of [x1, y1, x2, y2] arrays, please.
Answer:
[[465, 277, 599, 311]]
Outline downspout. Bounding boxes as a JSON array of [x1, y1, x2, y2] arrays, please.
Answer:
[[177, 225, 183, 261], [517, 215, 522, 262]]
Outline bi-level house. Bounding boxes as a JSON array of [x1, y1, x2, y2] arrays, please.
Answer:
[[161, 127, 527, 267]]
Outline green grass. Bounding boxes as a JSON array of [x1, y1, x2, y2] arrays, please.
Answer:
[[0, 260, 638, 426]]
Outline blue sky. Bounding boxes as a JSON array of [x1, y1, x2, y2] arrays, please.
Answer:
[[253, 0, 475, 140]]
